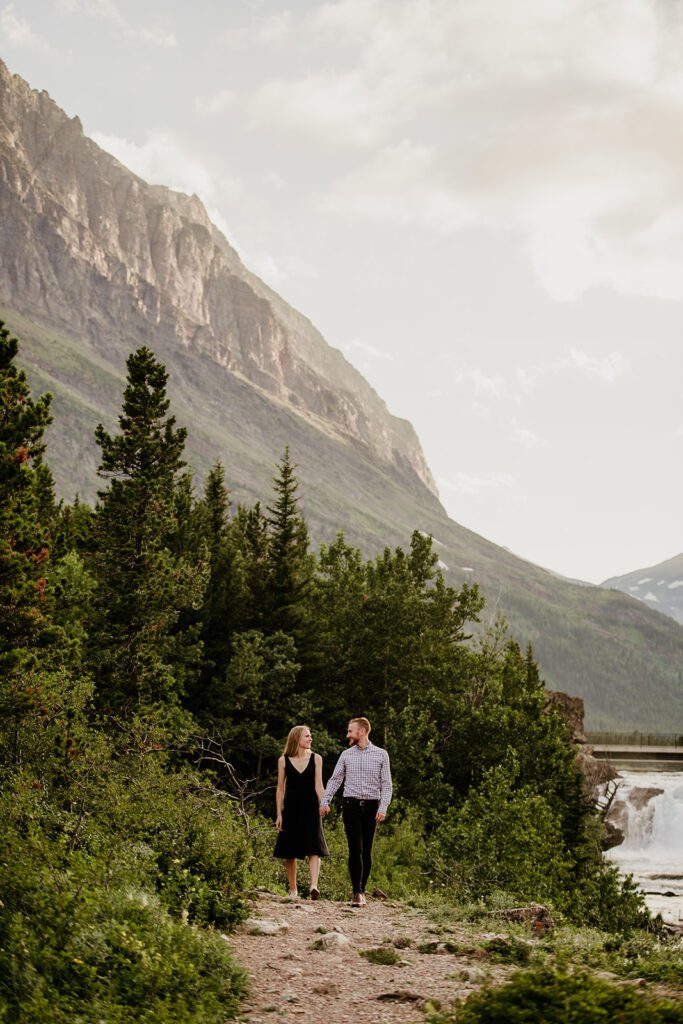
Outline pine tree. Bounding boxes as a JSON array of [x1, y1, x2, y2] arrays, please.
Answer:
[[0, 321, 56, 671], [187, 463, 241, 716], [89, 347, 207, 708], [0, 323, 88, 772], [234, 501, 270, 631], [264, 448, 313, 649]]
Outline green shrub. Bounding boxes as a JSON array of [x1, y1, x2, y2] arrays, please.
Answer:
[[433, 760, 571, 906], [360, 947, 402, 966], [0, 803, 247, 1023], [418, 940, 461, 954], [589, 932, 683, 987], [427, 966, 683, 1024], [481, 935, 533, 964], [572, 861, 650, 935]]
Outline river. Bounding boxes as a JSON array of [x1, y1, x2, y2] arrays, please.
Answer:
[[606, 770, 683, 926]]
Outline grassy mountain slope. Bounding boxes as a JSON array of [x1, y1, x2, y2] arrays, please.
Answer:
[[7, 299, 683, 732]]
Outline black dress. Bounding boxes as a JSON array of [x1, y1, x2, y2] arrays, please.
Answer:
[[274, 755, 329, 859]]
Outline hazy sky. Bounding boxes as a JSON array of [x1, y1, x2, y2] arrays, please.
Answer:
[[2, 0, 683, 583]]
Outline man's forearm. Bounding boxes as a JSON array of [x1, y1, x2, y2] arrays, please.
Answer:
[[321, 753, 346, 806]]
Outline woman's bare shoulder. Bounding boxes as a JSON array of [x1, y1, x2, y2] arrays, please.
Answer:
[[278, 754, 286, 766], [314, 752, 322, 764]]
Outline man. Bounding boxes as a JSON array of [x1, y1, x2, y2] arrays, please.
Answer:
[[320, 717, 392, 907]]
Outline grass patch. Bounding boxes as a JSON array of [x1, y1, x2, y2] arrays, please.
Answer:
[[481, 935, 533, 965], [360, 947, 402, 966]]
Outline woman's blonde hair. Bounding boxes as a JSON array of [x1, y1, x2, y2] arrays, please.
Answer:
[[283, 724, 310, 757]]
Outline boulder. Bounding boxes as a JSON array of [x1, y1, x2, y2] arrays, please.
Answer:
[[628, 786, 664, 811], [486, 904, 554, 935], [243, 917, 289, 936], [602, 818, 625, 851], [311, 932, 351, 951], [376, 990, 425, 1005]]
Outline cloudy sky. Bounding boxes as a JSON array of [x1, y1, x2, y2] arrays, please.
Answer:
[[2, 0, 683, 583]]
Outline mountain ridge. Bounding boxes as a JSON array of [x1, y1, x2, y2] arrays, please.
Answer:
[[2, 57, 683, 731], [602, 552, 683, 627], [0, 57, 436, 499]]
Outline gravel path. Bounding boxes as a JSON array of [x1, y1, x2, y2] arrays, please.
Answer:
[[229, 891, 509, 1024]]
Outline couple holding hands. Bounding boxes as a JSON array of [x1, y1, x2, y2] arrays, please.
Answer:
[[274, 717, 392, 907]]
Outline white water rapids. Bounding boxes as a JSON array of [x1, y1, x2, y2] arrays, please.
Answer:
[[606, 770, 683, 925]]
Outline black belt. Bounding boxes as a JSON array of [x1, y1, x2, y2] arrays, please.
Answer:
[[343, 797, 378, 805]]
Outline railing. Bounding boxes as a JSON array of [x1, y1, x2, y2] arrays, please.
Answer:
[[586, 732, 683, 748]]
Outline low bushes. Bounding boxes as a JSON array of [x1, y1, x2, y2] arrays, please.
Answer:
[[427, 966, 683, 1024]]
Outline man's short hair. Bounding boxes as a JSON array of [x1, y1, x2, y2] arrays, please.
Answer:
[[349, 716, 371, 735]]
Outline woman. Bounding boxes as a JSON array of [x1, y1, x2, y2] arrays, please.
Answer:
[[274, 724, 329, 898]]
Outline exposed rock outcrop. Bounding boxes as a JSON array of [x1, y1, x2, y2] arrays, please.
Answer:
[[547, 690, 623, 848], [0, 58, 436, 496], [548, 689, 617, 785]]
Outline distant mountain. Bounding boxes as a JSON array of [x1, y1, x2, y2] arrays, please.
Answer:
[[2, 57, 683, 731], [602, 553, 683, 626]]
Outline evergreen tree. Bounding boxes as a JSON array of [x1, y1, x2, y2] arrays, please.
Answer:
[[264, 448, 314, 654], [89, 347, 207, 708], [0, 321, 56, 672], [0, 323, 88, 777], [187, 463, 245, 716], [52, 495, 94, 560], [233, 501, 270, 632], [313, 530, 482, 754]]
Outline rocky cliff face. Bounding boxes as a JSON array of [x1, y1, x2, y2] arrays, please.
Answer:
[[0, 58, 436, 496]]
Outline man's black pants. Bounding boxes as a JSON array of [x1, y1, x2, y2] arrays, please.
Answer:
[[342, 797, 378, 894]]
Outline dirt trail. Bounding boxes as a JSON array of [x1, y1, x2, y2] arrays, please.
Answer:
[[229, 891, 508, 1024]]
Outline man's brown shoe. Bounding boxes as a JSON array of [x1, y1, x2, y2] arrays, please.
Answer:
[[351, 893, 362, 907], [359, 893, 367, 906]]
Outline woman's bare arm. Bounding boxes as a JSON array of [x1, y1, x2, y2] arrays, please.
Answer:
[[314, 753, 324, 803], [276, 755, 286, 830]]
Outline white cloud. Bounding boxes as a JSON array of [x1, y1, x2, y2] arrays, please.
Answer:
[[342, 338, 396, 361], [195, 89, 236, 117], [263, 171, 286, 191], [246, 0, 683, 301], [251, 0, 451, 147], [245, 250, 320, 291], [58, 0, 176, 47], [512, 423, 542, 448], [133, 25, 176, 48], [251, 71, 390, 148], [256, 10, 293, 46], [320, 140, 470, 229], [0, 3, 50, 50], [455, 368, 506, 398], [568, 347, 627, 384], [248, 252, 288, 289], [515, 367, 542, 395], [438, 471, 514, 497], [91, 131, 243, 233], [58, 0, 117, 16]]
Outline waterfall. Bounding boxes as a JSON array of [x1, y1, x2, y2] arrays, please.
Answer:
[[606, 770, 683, 924]]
